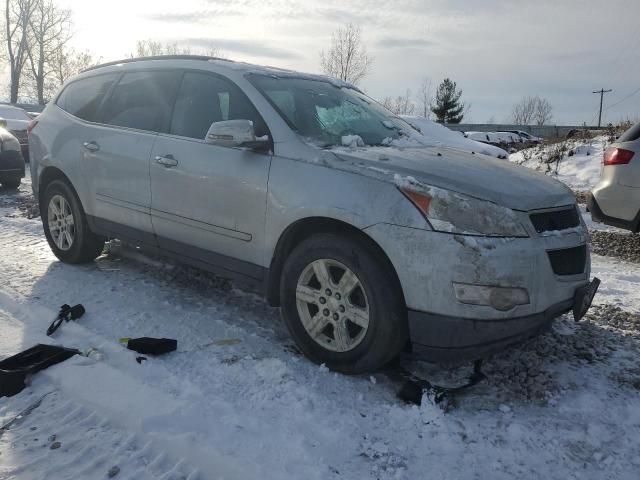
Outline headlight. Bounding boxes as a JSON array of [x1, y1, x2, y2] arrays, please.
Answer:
[[1, 135, 21, 152], [398, 180, 528, 237]]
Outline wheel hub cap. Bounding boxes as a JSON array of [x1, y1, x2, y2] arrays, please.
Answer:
[[295, 259, 370, 353], [47, 194, 75, 251]]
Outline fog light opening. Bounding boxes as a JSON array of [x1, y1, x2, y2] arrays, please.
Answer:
[[453, 283, 530, 311]]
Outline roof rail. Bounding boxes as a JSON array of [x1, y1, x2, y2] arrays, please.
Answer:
[[82, 55, 231, 73]]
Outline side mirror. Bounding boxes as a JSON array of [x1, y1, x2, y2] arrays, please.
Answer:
[[205, 119, 269, 151], [0, 118, 7, 129]]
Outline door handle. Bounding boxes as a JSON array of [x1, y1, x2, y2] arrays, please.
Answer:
[[83, 141, 100, 152], [155, 155, 178, 168]]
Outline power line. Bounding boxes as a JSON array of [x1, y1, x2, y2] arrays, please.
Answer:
[[606, 35, 640, 89], [603, 86, 640, 113], [592, 88, 612, 127]]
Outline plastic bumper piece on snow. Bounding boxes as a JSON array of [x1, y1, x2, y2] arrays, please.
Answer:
[[0, 344, 80, 397]]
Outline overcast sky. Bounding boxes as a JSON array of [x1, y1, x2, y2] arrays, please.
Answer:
[[11, 0, 640, 124]]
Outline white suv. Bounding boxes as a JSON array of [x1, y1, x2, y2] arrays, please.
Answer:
[[29, 56, 598, 373], [589, 121, 640, 232]]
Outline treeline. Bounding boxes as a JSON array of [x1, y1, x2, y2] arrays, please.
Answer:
[[2, 0, 222, 105]]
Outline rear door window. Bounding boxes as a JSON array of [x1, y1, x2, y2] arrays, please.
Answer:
[[619, 121, 640, 142], [100, 70, 182, 133], [170, 72, 269, 140], [56, 73, 119, 122]]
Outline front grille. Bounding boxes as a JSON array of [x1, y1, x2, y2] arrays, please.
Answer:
[[530, 206, 580, 233], [547, 245, 586, 276]]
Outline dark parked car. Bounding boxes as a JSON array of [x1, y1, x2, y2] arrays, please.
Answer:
[[0, 105, 32, 161], [0, 120, 25, 189]]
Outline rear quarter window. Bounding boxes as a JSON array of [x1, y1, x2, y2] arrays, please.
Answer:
[[56, 73, 119, 122], [619, 121, 640, 142]]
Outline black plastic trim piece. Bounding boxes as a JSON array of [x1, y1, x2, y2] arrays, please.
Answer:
[[407, 298, 575, 363]]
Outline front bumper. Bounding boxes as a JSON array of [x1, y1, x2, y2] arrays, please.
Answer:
[[363, 221, 592, 362], [409, 277, 599, 363], [408, 298, 570, 363], [587, 192, 640, 233], [0, 150, 25, 179]]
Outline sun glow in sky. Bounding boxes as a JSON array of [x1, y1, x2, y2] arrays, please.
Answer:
[[9, 0, 640, 124]]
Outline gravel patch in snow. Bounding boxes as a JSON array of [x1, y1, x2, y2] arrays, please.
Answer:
[[590, 231, 640, 264], [478, 310, 637, 402], [573, 189, 589, 204]]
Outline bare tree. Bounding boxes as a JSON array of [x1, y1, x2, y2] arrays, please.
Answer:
[[512, 95, 553, 126], [52, 48, 99, 86], [416, 77, 432, 118], [511, 96, 537, 125], [25, 0, 72, 104], [384, 89, 415, 115], [132, 39, 189, 57], [534, 97, 553, 125], [319, 23, 372, 86], [4, 0, 38, 103], [130, 39, 222, 58], [381, 96, 394, 111]]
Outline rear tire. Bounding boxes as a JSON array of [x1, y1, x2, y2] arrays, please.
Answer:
[[1, 177, 20, 189], [42, 180, 105, 263], [280, 233, 407, 374]]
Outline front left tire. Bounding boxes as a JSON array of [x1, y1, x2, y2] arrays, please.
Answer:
[[280, 232, 408, 374], [42, 179, 106, 263]]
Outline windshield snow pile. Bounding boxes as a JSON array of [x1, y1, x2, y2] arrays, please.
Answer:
[[402, 116, 508, 159]]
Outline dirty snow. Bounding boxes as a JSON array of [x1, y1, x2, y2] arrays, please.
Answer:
[[1, 173, 640, 480], [509, 136, 607, 191]]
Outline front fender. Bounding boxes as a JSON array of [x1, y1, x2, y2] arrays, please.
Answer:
[[263, 155, 425, 265]]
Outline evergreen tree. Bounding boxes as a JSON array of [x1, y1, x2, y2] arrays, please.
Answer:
[[431, 78, 465, 124]]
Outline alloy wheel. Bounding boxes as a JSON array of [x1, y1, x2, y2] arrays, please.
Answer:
[[295, 259, 370, 352], [47, 194, 75, 251]]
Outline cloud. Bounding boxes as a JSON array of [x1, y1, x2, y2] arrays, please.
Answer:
[[314, 6, 382, 25], [375, 37, 436, 49], [146, 9, 242, 23], [186, 38, 302, 60]]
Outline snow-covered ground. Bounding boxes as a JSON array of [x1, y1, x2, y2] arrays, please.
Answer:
[[1, 173, 639, 480], [509, 135, 607, 191]]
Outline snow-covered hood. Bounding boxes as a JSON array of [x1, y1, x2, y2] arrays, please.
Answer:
[[331, 146, 575, 211]]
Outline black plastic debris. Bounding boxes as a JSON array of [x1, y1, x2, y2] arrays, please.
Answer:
[[126, 338, 177, 355], [573, 277, 601, 321], [0, 345, 80, 397], [46, 304, 86, 336], [385, 359, 486, 409]]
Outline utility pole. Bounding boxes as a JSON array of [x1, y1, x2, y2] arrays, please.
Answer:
[[592, 88, 612, 127]]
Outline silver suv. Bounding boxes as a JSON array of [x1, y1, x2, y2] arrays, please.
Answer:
[[589, 121, 640, 232], [29, 56, 597, 373]]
